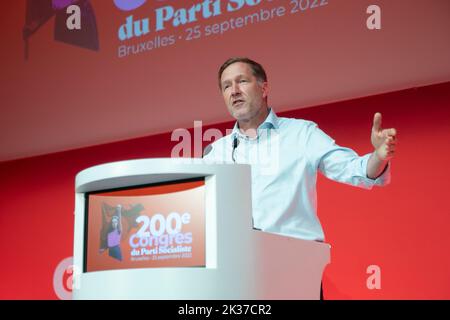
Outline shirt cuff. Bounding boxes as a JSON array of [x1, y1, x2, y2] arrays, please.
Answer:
[[361, 153, 391, 187]]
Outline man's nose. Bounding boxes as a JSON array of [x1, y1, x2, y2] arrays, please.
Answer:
[[231, 82, 241, 95]]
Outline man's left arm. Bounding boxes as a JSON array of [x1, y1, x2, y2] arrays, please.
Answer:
[[367, 112, 397, 179]]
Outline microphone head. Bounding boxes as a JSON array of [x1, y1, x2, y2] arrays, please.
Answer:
[[233, 136, 239, 148], [203, 144, 213, 157]]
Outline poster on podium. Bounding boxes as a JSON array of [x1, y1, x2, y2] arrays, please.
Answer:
[[84, 178, 206, 272]]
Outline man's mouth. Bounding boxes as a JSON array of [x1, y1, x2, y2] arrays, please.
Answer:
[[232, 99, 245, 106]]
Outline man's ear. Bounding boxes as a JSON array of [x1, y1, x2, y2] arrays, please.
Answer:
[[261, 81, 269, 99]]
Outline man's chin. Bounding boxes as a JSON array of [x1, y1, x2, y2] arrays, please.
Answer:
[[231, 108, 250, 120], [233, 114, 250, 122]]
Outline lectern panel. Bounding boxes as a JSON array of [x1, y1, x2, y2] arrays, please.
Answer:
[[84, 178, 205, 272]]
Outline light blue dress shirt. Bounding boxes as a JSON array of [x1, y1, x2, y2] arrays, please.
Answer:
[[203, 109, 390, 241]]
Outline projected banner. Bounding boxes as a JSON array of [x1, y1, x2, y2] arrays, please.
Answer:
[[8, 0, 340, 163], [23, 0, 330, 59], [113, 0, 330, 59], [85, 179, 205, 272]]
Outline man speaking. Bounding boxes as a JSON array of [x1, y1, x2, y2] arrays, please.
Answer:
[[203, 57, 397, 242]]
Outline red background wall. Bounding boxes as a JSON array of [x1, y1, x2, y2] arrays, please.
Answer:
[[3, 0, 450, 161], [0, 81, 449, 299]]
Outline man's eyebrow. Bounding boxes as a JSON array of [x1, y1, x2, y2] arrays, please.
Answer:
[[221, 73, 251, 87], [222, 74, 247, 82]]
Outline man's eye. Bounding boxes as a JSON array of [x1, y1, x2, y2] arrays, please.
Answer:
[[240, 79, 247, 83]]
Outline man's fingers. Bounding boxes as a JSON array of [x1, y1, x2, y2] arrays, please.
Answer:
[[387, 128, 397, 137], [387, 151, 395, 157], [386, 146, 396, 155], [386, 142, 396, 148], [381, 128, 397, 139], [386, 135, 397, 144], [385, 136, 396, 145], [383, 145, 396, 157], [372, 112, 382, 132], [377, 129, 397, 160]]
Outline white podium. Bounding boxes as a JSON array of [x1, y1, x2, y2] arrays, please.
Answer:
[[73, 158, 330, 299]]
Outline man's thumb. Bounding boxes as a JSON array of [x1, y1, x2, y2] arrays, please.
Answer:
[[373, 112, 382, 131]]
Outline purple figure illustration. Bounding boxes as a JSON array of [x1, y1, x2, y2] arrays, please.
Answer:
[[113, 0, 147, 11], [100, 204, 123, 261]]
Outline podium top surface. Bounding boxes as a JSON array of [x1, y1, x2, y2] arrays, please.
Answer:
[[75, 158, 249, 193]]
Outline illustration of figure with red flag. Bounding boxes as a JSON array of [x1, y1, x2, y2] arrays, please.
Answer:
[[23, 0, 99, 59], [99, 202, 145, 261], [100, 204, 123, 261]]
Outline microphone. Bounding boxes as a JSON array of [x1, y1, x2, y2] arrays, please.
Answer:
[[202, 144, 213, 158], [232, 136, 239, 163]]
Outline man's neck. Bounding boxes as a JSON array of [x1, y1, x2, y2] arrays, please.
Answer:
[[238, 107, 270, 138]]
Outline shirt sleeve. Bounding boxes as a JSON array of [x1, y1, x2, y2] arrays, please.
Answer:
[[305, 122, 391, 189]]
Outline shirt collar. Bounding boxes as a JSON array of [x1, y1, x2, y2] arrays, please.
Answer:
[[231, 108, 279, 138]]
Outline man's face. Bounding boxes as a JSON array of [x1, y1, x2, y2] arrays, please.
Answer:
[[220, 62, 268, 122]]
